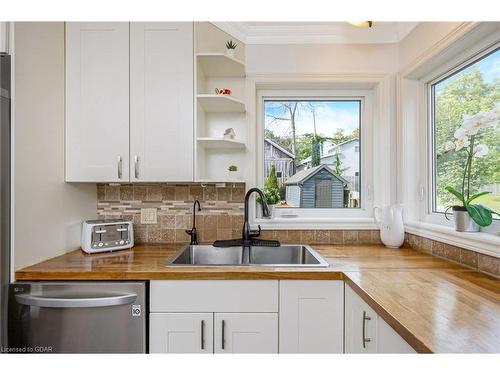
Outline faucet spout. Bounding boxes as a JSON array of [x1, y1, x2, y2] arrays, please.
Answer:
[[242, 188, 270, 243]]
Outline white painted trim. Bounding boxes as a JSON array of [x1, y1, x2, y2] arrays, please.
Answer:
[[246, 74, 394, 229], [406, 221, 500, 258], [255, 217, 378, 230], [212, 22, 418, 45], [398, 22, 500, 254]]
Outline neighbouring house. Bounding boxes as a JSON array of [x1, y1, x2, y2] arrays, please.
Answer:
[[264, 138, 295, 186], [296, 137, 360, 196], [285, 165, 349, 208]]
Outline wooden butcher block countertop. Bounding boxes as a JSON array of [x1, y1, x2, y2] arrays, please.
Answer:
[[15, 243, 500, 353]]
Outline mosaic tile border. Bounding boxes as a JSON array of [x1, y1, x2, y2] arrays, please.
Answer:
[[405, 233, 499, 277]]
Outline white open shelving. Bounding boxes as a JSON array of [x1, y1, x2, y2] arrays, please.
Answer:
[[196, 53, 245, 77], [197, 94, 246, 113], [195, 27, 248, 183], [197, 137, 246, 149]]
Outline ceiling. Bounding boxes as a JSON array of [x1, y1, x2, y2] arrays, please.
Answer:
[[213, 22, 418, 45]]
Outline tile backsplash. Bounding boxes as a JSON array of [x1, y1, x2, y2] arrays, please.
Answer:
[[405, 233, 499, 277], [97, 183, 245, 243], [96, 182, 383, 245]]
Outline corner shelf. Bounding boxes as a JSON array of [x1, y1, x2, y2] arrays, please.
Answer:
[[197, 94, 246, 113], [196, 53, 245, 77], [197, 137, 246, 150]]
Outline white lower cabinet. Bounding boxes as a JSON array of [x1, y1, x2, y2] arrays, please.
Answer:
[[344, 284, 415, 353], [150, 313, 213, 353], [345, 283, 378, 353], [279, 280, 344, 353], [377, 318, 416, 353], [214, 313, 278, 353], [149, 281, 416, 354]]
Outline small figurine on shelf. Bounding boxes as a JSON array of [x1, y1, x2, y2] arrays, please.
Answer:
[[225, 40, 237, 58], [224, 128, 236, 140], [215, 88, 232, 96]]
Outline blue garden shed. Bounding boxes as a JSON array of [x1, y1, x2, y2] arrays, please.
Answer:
[[284, 165, 349, 208]]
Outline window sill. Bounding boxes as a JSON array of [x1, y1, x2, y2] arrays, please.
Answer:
[[405, 220, 500, 258], [253, 216, 378, 230]]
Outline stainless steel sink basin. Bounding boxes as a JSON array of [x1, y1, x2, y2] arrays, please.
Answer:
[[167, 244, 329, 267]]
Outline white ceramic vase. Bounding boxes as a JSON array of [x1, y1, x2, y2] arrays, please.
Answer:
[[226, 49, 235, 58], [374, 205, 405, 248]]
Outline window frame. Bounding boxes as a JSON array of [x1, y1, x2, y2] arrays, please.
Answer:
[[399, 25, 500, 257], [254, 88, 377, 228], [423, 42, 500, 233]]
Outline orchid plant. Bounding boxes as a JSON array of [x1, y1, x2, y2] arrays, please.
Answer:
[[443, 108, 499, 227]]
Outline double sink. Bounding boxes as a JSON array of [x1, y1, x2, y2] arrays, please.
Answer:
[[167, 244, 329, 267]]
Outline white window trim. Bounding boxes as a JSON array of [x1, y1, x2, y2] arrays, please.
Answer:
[[246, 74, 395, 230], [398, 23, 500, 256]]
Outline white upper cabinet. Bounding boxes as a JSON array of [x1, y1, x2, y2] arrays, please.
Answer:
[[130, 23, 194, 182], [65, 22, 130, 182], [279, 281, 344, 353]]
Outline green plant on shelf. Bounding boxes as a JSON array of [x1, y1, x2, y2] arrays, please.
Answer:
[[228, 165, 238, 172], [225, 40, 237, 50]]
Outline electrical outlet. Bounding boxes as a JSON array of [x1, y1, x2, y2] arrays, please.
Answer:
[[140, 208, 157, 224]]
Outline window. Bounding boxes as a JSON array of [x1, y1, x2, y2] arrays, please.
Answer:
[[430, 47, 499, 217], [263, 100, 361, 209]]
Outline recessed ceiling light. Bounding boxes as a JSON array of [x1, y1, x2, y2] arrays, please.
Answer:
[[348, 21, 374, 28]]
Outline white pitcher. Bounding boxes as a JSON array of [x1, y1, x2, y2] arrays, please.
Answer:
[[374, 205, 405, 248]]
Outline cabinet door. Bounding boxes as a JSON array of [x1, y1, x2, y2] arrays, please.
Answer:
[[214, 313, 278, 353], [150, 313, 213, 353], [377, 318, 416, 353], [344, 284, 378, 353], [130, 22, 194, 182], [279, 281, 344, 353], [65, 22, 130, 182]]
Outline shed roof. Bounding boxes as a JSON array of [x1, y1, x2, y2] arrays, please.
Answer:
[[284, 164, 349, 185], [264, 138, 295, 158]]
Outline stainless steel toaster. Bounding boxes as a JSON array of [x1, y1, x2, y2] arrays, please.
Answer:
[[81, 219, 134, 253]]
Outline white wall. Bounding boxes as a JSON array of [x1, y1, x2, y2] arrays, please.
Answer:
[[14, 22, 96, 270], [246, 43, 399, 75]]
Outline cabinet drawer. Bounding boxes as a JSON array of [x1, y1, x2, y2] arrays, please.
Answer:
[[150, 280, 279, 312]]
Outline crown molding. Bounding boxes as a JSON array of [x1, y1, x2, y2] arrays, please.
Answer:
[[212, 22, 418, 45], [211, 22, 248, 43]]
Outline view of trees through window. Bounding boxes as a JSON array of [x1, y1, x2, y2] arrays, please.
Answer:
[[432, 48, 500, 215], [263, 100, 361, 209]]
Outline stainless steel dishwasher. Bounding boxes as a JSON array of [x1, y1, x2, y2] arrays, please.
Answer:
[[8, 282, 146, 353]]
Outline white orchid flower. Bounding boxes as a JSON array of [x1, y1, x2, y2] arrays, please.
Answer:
[[474, 144, 489, 157], [444, 141, 455, 151], [455, 137, 470, 151], [454, 127, 468, 139], [462, 110, 499, 131]]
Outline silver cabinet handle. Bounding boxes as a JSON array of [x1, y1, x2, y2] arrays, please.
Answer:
[[221, 319, 225, 350], [134, 155, 139, 179], [117, 155, 123, 179], [15, 293, 137, 308], [362, 311, 372, 349], [201, 320, 205, 350]]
